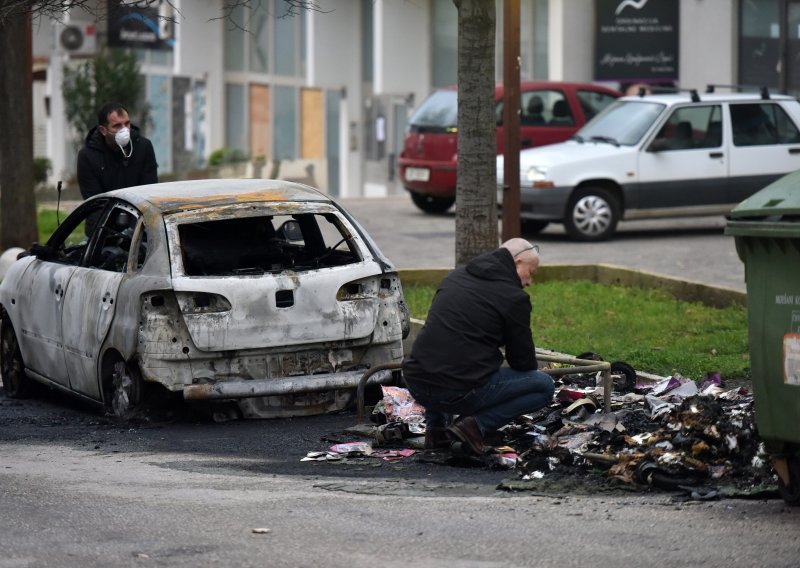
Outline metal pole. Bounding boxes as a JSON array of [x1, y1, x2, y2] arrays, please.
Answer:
[[501, 0, 521, 241]]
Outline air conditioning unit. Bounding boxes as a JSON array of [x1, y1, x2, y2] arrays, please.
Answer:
[[60, 22, 97, 56]]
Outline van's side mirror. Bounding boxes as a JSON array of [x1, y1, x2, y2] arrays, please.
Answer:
[[648, 138, 669, 152]]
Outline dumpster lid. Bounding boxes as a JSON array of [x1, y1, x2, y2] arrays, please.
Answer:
[[729, 170, 800, 219]]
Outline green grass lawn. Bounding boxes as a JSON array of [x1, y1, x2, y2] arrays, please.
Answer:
[[403, 281, 750, 382], [37, 208, 84, 245]]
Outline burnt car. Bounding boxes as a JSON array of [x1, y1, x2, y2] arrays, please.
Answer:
[[0, 179, 409, 418]]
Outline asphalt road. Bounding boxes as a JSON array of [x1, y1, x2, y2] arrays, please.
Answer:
[[340, 195, 746, 291], [2, 391, 800, 568]]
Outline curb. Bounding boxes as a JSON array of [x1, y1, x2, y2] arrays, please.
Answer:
[[398, 263, 746, 309]]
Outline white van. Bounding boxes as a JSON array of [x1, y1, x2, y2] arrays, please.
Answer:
[[498, 88, 800, 241]]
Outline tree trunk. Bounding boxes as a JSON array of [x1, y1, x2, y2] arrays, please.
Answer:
[[454, 0, 497, 266], [0, 10, 38, 250]]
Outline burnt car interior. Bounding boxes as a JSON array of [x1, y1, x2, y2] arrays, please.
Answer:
[[179, 213, 362, 276]]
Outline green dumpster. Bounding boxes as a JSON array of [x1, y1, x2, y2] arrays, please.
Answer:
[[725, 170, 800, 506]]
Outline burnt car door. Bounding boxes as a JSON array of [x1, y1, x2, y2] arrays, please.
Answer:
[[61, 203, 139, 399], [13, 199, 110, 387]]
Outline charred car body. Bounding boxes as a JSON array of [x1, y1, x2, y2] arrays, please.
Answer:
[[0, 180, 409, 418]]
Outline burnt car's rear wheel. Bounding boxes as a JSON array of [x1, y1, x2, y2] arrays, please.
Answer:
[[105, 359, 143, 418], [410, 192, 455, 214], [1, 317, 30, 398], [564, 187, 619, 242]]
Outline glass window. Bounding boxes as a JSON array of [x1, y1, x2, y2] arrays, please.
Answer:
[[739, 0, 780, 89], [273, 85, 297, 159], [499, 90, 572, 126], [577, 90, 618, 121], [274, 0, 297, 76], [249, 6, 269, 73], [408, 90, 458, 132], [224, 4, 246, 71], [731, 103, 799, 146], [225, 83, 247, 153], [532, 0, 548, 80], [651, 105, 722, 151], [432, 0, 457, 87], [577, 100, 665, 146]]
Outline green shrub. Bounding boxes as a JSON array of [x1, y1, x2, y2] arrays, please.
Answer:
[[33, 157, 51, 185], [208, 147, 249, 166]]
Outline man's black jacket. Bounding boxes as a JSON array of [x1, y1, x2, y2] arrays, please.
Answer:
[[77, 124, 158, 200], [402, 247, 538, 392]]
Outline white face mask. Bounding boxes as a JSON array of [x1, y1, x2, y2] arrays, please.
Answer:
[[115, 127, 131, 148], [114, 127, 133, 158]]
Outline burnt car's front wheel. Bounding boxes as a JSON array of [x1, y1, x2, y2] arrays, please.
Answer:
[[565, 187, 620, 242], [410, 192, 455, 214], [1, 317, 30, 398], [106, 359, 143, 419]]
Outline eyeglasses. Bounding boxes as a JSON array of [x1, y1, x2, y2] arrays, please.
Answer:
[[513, 244, 540, 258]]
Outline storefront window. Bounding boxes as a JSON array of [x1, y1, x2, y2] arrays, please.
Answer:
[[739, 0, 780, 89]]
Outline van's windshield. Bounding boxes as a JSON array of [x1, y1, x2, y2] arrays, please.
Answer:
[[409, 90, 458, 133], [576, 100, 665, 146]]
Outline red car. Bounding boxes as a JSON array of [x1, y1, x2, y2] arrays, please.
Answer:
[[398, 81, 621, 213]]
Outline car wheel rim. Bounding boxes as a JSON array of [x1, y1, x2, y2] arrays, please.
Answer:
[[111, 361, 132, 418], [573, 195, 612, 236]]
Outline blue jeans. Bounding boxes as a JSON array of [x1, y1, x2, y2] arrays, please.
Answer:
[[408, 368, 555, 435]]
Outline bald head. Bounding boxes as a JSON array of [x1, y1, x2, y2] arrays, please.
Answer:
[[501, 238, 540, 287]]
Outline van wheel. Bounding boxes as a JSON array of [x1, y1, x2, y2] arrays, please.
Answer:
[[1, 318, 30, 398], [565, 187, 619, 241], [410, 192, 455, 214], [105, 359, 143, 419]]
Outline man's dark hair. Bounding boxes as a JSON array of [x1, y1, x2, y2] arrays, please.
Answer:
[[97, 102, 129, 126]]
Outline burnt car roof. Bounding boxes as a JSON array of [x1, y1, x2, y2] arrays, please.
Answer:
[[99, 179, 332, 215]]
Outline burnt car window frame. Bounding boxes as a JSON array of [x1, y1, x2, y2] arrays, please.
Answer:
[[84, 202, 143, 273], [166, 202, 366, 277], [43, 197, 113, 267]]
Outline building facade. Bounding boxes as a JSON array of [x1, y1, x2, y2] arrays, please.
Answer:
[[30, 0, 797, 199]]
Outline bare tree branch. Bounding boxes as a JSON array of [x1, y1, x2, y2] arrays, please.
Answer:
[[0, 1, 328, 28]]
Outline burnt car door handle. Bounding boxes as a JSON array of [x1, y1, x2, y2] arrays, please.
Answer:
[[709, 152, 723, 158], [789, 147, 800, 154]]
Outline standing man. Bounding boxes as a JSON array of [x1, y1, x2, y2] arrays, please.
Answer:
[[77, 102, 158, 232], [402, 238, 555, 455]]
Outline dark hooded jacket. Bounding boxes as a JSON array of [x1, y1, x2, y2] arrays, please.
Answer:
[[77, 124, 158, 200], [402, 247, 538, 392]]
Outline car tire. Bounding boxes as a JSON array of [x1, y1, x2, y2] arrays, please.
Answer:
[[1, 317, 30, 398], [410, 192, 455, 214], [520, 219, 550, 235], [564, 187, 620, 242], [107, 359, 143, 419]]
